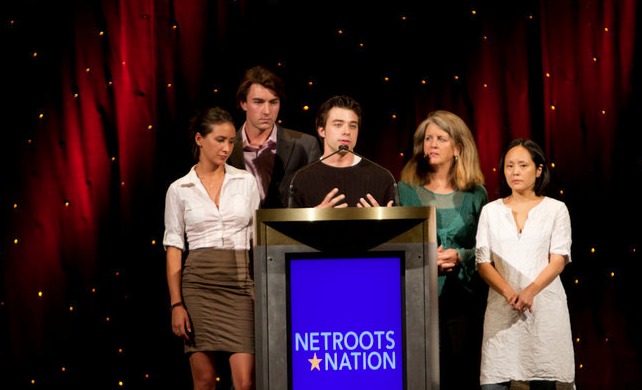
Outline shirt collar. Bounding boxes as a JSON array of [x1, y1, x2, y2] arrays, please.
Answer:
[[242, 123, 278, 150], [184, 164, 244, 185]]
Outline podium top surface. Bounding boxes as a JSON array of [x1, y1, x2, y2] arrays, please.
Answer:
[[255, 206, 436, 251], [256, 206, 433, 224]]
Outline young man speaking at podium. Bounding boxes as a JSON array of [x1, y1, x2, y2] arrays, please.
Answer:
[[287, 95, 398, 208]]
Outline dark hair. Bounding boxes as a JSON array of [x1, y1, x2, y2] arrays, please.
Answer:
[[236, 65, 286, 106], [189, 107, 235, 161], [498, 138, 550, 197], [315, 95, 362, 130]]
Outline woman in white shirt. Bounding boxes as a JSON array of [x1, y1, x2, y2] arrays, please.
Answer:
[[475, 138, 575, 389], [164, 107, 260, 390]]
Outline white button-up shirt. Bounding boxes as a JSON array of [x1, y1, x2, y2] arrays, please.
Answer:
[[163, 164, 260, 251]]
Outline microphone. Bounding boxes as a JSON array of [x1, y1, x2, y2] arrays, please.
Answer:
[[336, 145, 400, 207], [287, 146, 349, 208]]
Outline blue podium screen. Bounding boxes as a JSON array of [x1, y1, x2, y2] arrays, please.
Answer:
[[287, 253, 405, 389]]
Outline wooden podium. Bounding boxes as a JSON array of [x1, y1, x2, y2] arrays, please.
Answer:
[[253, 206, 439, 389]]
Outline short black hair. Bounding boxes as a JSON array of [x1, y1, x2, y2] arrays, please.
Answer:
[[498, 138, 550, 197]]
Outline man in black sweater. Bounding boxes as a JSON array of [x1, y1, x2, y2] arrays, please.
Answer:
[[288, 95, 397, 208]]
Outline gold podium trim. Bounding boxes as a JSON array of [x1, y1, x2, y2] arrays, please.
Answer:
[[255, 206, 436, 252]]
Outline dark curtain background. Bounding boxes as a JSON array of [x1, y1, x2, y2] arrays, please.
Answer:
[[1, 0, 640, 388]]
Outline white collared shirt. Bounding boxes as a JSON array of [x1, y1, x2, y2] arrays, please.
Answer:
[[163, 164, 260, 251]]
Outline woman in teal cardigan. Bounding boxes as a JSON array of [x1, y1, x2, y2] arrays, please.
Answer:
[[398, 110, 488, 390]]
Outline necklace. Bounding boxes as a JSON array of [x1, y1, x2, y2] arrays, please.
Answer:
[[195, 166, 223, 190], [198, 175, 220, 190]]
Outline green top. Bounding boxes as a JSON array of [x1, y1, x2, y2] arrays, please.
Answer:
[[398, 181, 488, 295]]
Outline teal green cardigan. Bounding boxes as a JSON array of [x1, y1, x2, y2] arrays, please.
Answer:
[[398, 181, 488, 295]]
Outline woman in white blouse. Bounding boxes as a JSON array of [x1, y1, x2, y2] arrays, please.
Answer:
[[475, 138, 575, 389], [164, 107, 260, 390]]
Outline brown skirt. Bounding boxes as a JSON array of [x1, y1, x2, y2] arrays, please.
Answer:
[[181, 248, 254, 354]]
